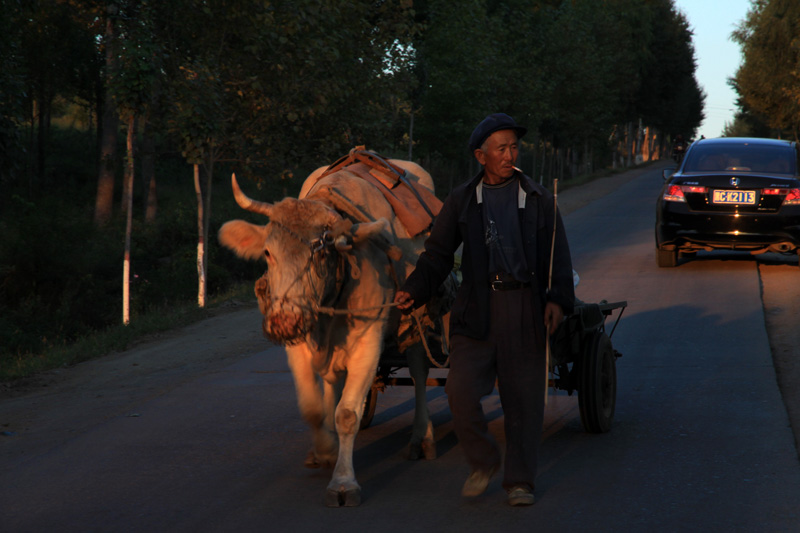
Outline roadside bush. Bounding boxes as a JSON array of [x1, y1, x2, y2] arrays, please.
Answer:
[[0, 193, 119, 357], [0, 130, 268, 373]]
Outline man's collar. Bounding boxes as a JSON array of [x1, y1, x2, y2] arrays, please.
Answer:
[[475, 174, 527, 208], [470, 168, 546, 204]]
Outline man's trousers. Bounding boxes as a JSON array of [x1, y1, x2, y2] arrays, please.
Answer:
[[445, 286, 546, 491]]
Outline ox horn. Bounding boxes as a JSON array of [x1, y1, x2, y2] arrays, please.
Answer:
[[232, 173, 273, 216]]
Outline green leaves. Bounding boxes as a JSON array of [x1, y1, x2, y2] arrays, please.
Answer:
[[5, 0, 708, 191], [731, 0, 800, 138]]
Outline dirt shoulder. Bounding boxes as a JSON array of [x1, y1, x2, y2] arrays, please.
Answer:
[[760, 264, 800, 455], [0, 302, 266, 458]]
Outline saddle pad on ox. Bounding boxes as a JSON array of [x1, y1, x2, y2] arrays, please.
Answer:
[[319, 148, 442, 237]]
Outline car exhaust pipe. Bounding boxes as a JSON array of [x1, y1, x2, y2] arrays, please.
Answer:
[[759, 243, 796, 254]]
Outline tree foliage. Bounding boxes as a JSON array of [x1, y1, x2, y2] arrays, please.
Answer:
[[3, 0, 707, 189], [1, 0, 710, 358], [0, 0, 27, 182], [731, 0, 800, 140]]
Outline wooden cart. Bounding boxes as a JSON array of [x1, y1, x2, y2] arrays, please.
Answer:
[[360, 298, 627, 433]]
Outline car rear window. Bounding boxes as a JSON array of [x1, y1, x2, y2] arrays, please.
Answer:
[[683, 143, 796, 175]]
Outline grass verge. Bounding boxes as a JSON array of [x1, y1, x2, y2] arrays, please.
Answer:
[[0, 283, 256, 382]]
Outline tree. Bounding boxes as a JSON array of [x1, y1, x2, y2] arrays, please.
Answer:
[[0, 0, 26, 185], [17, 0, 98, 189], [731, 0, 800, 139], [414, 0, 518, 144], [168, 58, 226, 309], [151, 0, 420, 307], [107, 0, 160, 324], [94, 3, 120, 226]]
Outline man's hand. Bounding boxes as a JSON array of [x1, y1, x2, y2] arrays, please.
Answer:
[[544, 301, 564, 336], [394, 290, 415, 314]]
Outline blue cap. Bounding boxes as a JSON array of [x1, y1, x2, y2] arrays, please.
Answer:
[[468, 113, 527, 152]]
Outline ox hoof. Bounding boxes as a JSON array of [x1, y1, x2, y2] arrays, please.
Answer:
[[408, 439, 437, 460], [304, 450, 322, 469], [304, 450, 335, 469], [422, 438, 437, 460], [325, 487, 361, 507]]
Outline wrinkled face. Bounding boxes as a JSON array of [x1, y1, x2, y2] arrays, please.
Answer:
[[258, 198, 343, 344], [474, 129, 519, 183]]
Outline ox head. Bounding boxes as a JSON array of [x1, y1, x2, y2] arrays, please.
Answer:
[[218, 174, 398, 345]]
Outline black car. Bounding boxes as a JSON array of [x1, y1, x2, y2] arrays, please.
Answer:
[[655, 137, 800, 267]]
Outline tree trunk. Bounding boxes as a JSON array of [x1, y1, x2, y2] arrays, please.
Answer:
[[625, 122, 634, 167], [539, 140, 546, 185], [201, 153, 215, 308], [140, 115, 157, 223], [27, 100, 36, 194], [122, 114, 135, 325], [36, 91, 47, 185], [120, 126, 134, 213], [194, 163, 206, 308], [570, 146, 578, 179], [583, 138, 591, 176], [94, 11, 118, 227]]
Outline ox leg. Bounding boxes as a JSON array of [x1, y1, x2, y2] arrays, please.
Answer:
[[406, 344, 436, 460], [285, 345, 337, 469], [325, 335, 381, 507]]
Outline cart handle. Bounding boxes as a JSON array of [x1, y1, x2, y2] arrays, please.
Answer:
[[603, 301, 627, 339]]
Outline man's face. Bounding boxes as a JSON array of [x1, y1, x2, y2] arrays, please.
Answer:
[[475, 129, 519, 183]]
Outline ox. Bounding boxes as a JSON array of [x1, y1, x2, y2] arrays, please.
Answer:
[[218, 155, 447, 506]]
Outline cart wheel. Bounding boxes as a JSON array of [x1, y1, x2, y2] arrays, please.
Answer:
[[578, 331, 616, 433], [360, 384, 379, 429]]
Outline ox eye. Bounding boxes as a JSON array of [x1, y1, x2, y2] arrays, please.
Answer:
[[263, 248, 271, 259]]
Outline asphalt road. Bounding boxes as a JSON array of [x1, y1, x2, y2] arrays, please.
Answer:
[[2, 163, 799, 532]]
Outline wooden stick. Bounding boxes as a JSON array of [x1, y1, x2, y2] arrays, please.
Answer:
[[545, 179, 558, 406]]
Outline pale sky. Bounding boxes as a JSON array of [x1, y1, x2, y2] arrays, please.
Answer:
[[673, 0, 753, 139]]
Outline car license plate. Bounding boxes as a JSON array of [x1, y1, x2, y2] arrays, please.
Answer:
[[712, 190, 756, 205]]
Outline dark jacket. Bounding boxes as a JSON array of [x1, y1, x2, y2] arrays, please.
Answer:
[[401, 169, 574, 342]]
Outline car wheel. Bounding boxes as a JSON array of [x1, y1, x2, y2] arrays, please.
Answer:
[[656, 246, 677, 268]]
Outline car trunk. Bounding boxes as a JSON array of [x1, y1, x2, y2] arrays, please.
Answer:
[[678, 173, 792, 214]]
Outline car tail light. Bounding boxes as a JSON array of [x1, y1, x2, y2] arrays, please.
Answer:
[[785, 188, 800, 205], [664, 185, 685, 202], [684, 185, 707, 193], [762, 188, 800, 205], [663, 185, 707, 202]]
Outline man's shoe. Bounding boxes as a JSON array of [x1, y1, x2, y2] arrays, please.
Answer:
[[461, 466, 498, 497], [507, 486, 535, 506]]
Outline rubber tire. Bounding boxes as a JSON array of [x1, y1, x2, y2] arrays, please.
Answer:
[[360, 384, 378, 430], [656, 246, 677, 268], [578, 331, 616, 433]]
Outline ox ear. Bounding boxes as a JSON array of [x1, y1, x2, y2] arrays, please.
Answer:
[[218, 220, 268, 261], [346, 219, 403, 261]]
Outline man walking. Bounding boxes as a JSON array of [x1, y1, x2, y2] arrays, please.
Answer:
[[394, 113, 574, 506]]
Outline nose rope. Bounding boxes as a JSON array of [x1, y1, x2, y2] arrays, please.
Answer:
[[266, 220, 343, 310], [262, 224, 445, 367]]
